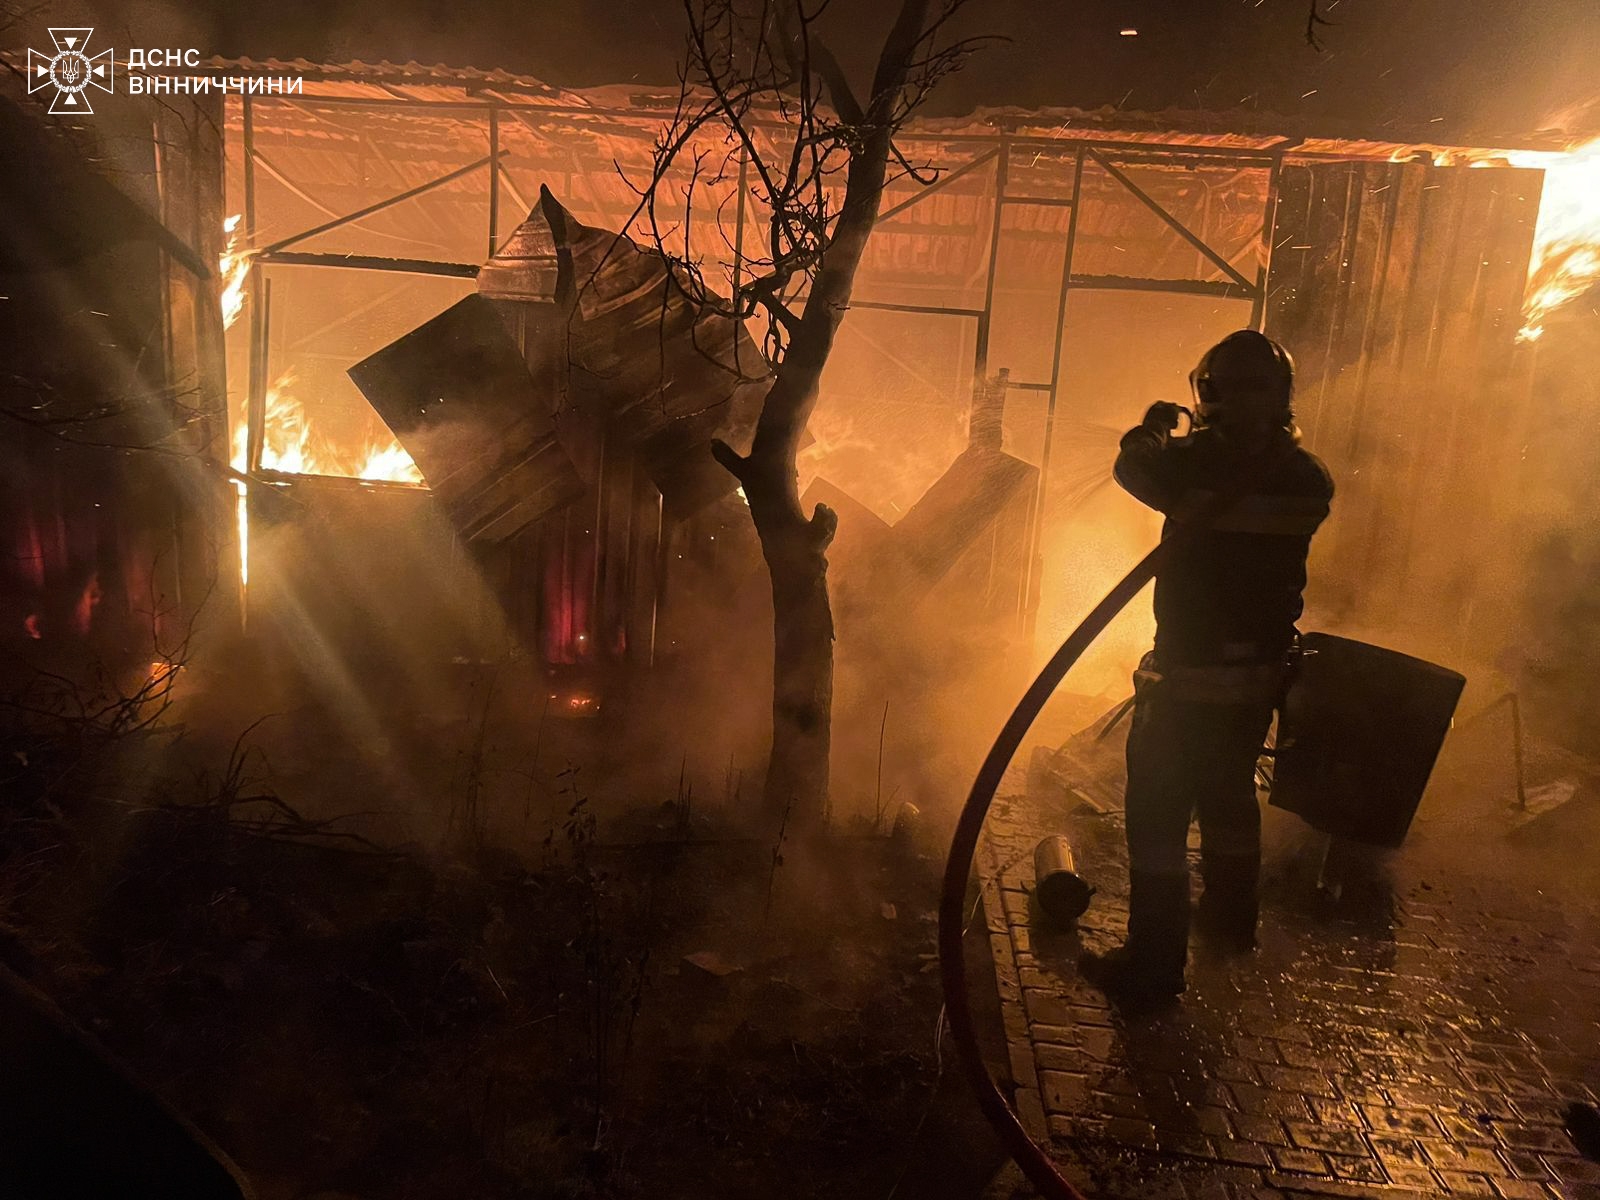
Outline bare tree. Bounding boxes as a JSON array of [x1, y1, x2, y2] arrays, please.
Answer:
[[628, 0, 988, 829]]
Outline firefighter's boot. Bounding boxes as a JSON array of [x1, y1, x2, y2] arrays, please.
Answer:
[[1195, 849, 1260, 952], [1079, 871, 1189, 1007]]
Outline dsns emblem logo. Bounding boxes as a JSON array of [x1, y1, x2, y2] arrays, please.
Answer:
[[27, 28, 114, 114]]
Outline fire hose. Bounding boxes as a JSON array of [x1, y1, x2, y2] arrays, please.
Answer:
[[938, 465, 1250, 1199]]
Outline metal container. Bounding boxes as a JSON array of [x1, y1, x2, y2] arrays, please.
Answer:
[[1033, 835, 1094, 924]]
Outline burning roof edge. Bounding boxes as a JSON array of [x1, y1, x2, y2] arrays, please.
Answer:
[[192, 57, 1581, 158]]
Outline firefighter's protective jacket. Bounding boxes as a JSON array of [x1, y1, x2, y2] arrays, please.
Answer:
[[1115, 423, 1333, 670]]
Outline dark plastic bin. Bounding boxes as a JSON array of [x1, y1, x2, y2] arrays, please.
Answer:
[[1270, 633, 1465, 848]]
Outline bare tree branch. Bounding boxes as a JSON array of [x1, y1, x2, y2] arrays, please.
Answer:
[[1306, 0, 1334, 50], [773, 0, 863, 123]]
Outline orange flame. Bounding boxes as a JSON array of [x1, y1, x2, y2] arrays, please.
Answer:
[[1505, 136, 1600, 341], [1404, 137, 1600, 341], [219, 214, 252, 331], [223, 296, 424, 594], [254, 371, 424, 484]]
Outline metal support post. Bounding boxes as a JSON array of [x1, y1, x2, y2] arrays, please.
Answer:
[[1020, 145, 1085, 633], [488, 105, 501, 259], [974, 138, 1009, 379]]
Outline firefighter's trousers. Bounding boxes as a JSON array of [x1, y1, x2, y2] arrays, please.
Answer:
[[1124, 682, 1274, 878]]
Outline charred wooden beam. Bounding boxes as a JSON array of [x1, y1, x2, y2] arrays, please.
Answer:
[[258, 250, 479, 277]]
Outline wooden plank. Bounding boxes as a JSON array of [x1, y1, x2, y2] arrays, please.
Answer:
[[260, 250, 479, 277]]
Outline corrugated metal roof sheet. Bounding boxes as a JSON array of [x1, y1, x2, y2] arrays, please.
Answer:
[[208, 55, 1561, 360], [197, 57, 1563, 156]]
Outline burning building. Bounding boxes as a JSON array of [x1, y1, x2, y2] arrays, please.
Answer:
[[3, 18, 1600, 1198], [4, 55, 1598, 760]]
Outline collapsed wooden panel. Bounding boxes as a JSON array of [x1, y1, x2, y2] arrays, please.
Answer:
[[882, 447, 1038, 602], [1266, 161, 1542, 643], [347, 294, 583, 543], [1271, 633, 1465, 847], [538, 188, 767, 515], [475, 194, 561, 303]]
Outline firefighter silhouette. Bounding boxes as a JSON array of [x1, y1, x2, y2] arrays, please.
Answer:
[[1080, 331, 1334, 1005]]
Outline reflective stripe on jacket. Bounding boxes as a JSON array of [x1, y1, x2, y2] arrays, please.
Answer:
[[1135, 651, 1288, 705], [1115, 424, 1334, 668]]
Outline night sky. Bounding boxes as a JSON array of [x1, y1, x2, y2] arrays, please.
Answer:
[[64, 0, 1600, 144]]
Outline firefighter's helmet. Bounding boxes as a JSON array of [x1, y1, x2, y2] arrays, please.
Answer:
[[1191, 330, 1295, 432]]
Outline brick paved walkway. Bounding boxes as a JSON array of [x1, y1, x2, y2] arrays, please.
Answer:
[[979, 711, 1600, 1200]]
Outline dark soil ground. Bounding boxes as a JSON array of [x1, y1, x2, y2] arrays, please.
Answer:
[[0, 762, 1015, 1200]]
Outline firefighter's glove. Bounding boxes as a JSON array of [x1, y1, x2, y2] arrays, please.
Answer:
[[1141, 401, 1185, 435]]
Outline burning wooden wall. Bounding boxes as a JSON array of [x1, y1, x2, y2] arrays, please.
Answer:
[[0, 89, 228, 683], [1266, 160, 1544, 654]]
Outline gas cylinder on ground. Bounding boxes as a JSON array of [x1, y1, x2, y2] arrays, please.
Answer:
[[1032, 835, 1094, 925]]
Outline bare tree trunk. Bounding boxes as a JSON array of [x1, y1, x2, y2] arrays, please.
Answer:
[[743, 436, 837, 830], [715, 139, 903, 827], [709, 0, 936, 829], [715, 362, 838, 828]]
